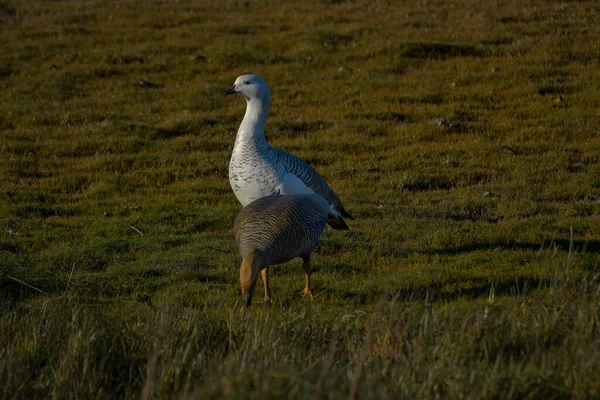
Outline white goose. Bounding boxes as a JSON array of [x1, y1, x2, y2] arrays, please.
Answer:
[[225, 74, 352, 230]]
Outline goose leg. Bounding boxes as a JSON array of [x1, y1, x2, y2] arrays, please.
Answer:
[[299, 257, 314, 301], [261, 268, 272, 301], [240, 250, 266, 307]]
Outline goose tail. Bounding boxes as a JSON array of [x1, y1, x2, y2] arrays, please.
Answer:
[[327, 215, 350, 230], [341, 209, 354, 220]]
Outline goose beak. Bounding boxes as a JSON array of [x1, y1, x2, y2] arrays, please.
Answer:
[[224, 85, 236, 96]]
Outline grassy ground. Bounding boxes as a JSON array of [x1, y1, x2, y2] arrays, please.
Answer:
[[1, 0, 600, 398]]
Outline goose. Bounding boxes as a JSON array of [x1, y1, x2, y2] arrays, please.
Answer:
[[225, 74, 353, 230], [233, 194, 329, 306]]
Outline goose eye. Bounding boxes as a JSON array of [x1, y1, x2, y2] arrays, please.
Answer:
[[243, 80, 250, 85]]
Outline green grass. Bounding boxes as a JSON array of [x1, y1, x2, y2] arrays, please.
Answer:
[[1, 0, 600, 398]]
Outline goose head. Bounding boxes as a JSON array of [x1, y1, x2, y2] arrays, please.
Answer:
[[224, 74, 271, 106]]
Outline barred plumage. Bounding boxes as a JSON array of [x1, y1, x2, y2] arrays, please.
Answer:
[[233, 194, 329, 306], [234, 194, 328, 264]]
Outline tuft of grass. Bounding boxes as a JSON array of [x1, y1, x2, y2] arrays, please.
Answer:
[[2, 249, 600, 399]]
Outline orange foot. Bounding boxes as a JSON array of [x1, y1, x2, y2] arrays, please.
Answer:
[[298, 288, 314, 301]]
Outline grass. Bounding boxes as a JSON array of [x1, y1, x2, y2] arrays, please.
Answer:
[[1, 0, 600, 398]]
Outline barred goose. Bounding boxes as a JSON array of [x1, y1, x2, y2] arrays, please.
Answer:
[[233, 194, 329, 306], [225, 74, 352, 230]]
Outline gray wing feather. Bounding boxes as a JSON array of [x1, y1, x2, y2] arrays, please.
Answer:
[[275, 149, 348, 216]]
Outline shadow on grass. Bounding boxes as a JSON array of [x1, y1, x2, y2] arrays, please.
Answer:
[[431, 239, 600, 255], [344, 112, 411, 124], [380, 42, 488, 60], [321, 276, 554, 306], [0, 275, 61, 304], [393, 277, 553, 303]]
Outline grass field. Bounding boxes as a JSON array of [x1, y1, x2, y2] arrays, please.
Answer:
[[1, 0, 600, 398]]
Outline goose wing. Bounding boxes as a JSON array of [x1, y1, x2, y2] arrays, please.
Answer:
[[275, 149, 353, 221]]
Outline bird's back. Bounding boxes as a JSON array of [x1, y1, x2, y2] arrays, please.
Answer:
[[233, 194, 329, 265]]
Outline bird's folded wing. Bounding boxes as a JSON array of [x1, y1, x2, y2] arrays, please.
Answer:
[[278, 151, 333, 198], [277, 173, 315, 196], [277, 150, 349, 217]]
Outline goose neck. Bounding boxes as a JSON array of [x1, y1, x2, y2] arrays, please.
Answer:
[[236, 98, 270, 145]]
